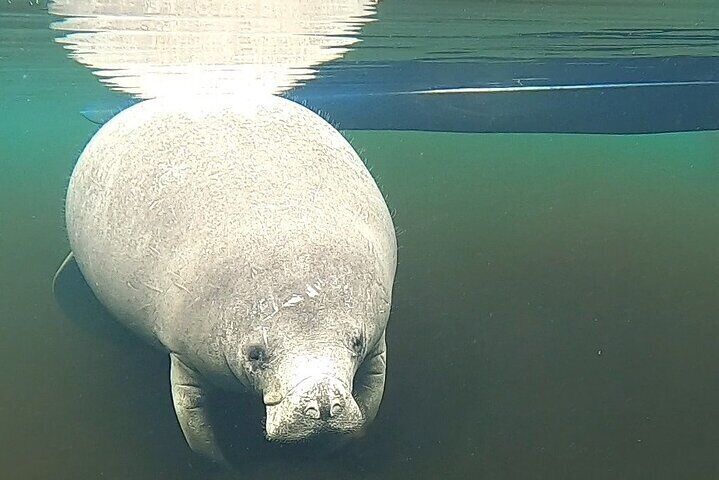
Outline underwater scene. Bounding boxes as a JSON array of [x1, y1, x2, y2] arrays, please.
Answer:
[[1, 0, 719, 479]]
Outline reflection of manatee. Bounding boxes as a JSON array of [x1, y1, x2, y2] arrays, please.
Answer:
[[56, 94, 397, 464], [50, 0, 379, 98]]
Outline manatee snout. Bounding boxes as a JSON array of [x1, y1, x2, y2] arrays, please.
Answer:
[[265, 376, 363, 442]]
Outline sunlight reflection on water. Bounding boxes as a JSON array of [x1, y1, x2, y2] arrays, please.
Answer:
[[49, 0, 378, 99]]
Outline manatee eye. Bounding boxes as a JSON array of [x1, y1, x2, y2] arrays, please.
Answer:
[[350, 333, 364, 355], [247, 344, 268, 368]]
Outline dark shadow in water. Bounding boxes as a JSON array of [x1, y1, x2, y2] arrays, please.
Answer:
[[81, 57, 719, 135], [52, 255, 221, 475]]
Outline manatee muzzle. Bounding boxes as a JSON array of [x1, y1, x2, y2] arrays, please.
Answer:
[[264, 375, 363, 442]]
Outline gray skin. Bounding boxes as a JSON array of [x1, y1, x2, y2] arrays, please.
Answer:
[[64, 94, 397, 464]]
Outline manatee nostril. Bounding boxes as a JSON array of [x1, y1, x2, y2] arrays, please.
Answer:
[[330, 399, 344, 417], [304, 405, 320, 420], [302, 398, 321, 420]]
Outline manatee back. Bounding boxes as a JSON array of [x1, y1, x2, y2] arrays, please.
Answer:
[[65, 94, 396, 345]]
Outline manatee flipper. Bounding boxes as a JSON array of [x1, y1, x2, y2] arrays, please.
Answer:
[[170, 353, 229, 465], [353, 333, 387, 428]]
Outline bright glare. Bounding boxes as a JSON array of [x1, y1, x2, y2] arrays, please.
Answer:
[[50, 0, 379, 99]]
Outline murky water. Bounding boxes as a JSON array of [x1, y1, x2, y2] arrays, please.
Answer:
[[1, 1, 719, 479]]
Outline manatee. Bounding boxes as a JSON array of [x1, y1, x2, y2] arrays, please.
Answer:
[[56, 94, 397, 464]]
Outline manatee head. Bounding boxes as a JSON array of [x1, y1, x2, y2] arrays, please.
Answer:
[[169, 242, 394, 448], [238, 300, 384, 443], [219, 260, 391, 443], [175, 204, 395, 445]]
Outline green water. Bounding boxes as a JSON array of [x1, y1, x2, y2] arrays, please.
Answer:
[[2, 2, 719, 479], [352, 0, 719, 60]]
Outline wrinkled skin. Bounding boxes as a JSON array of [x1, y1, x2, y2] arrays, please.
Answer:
[[172, 246, 392, 454], [64, 94, 396, 464]]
